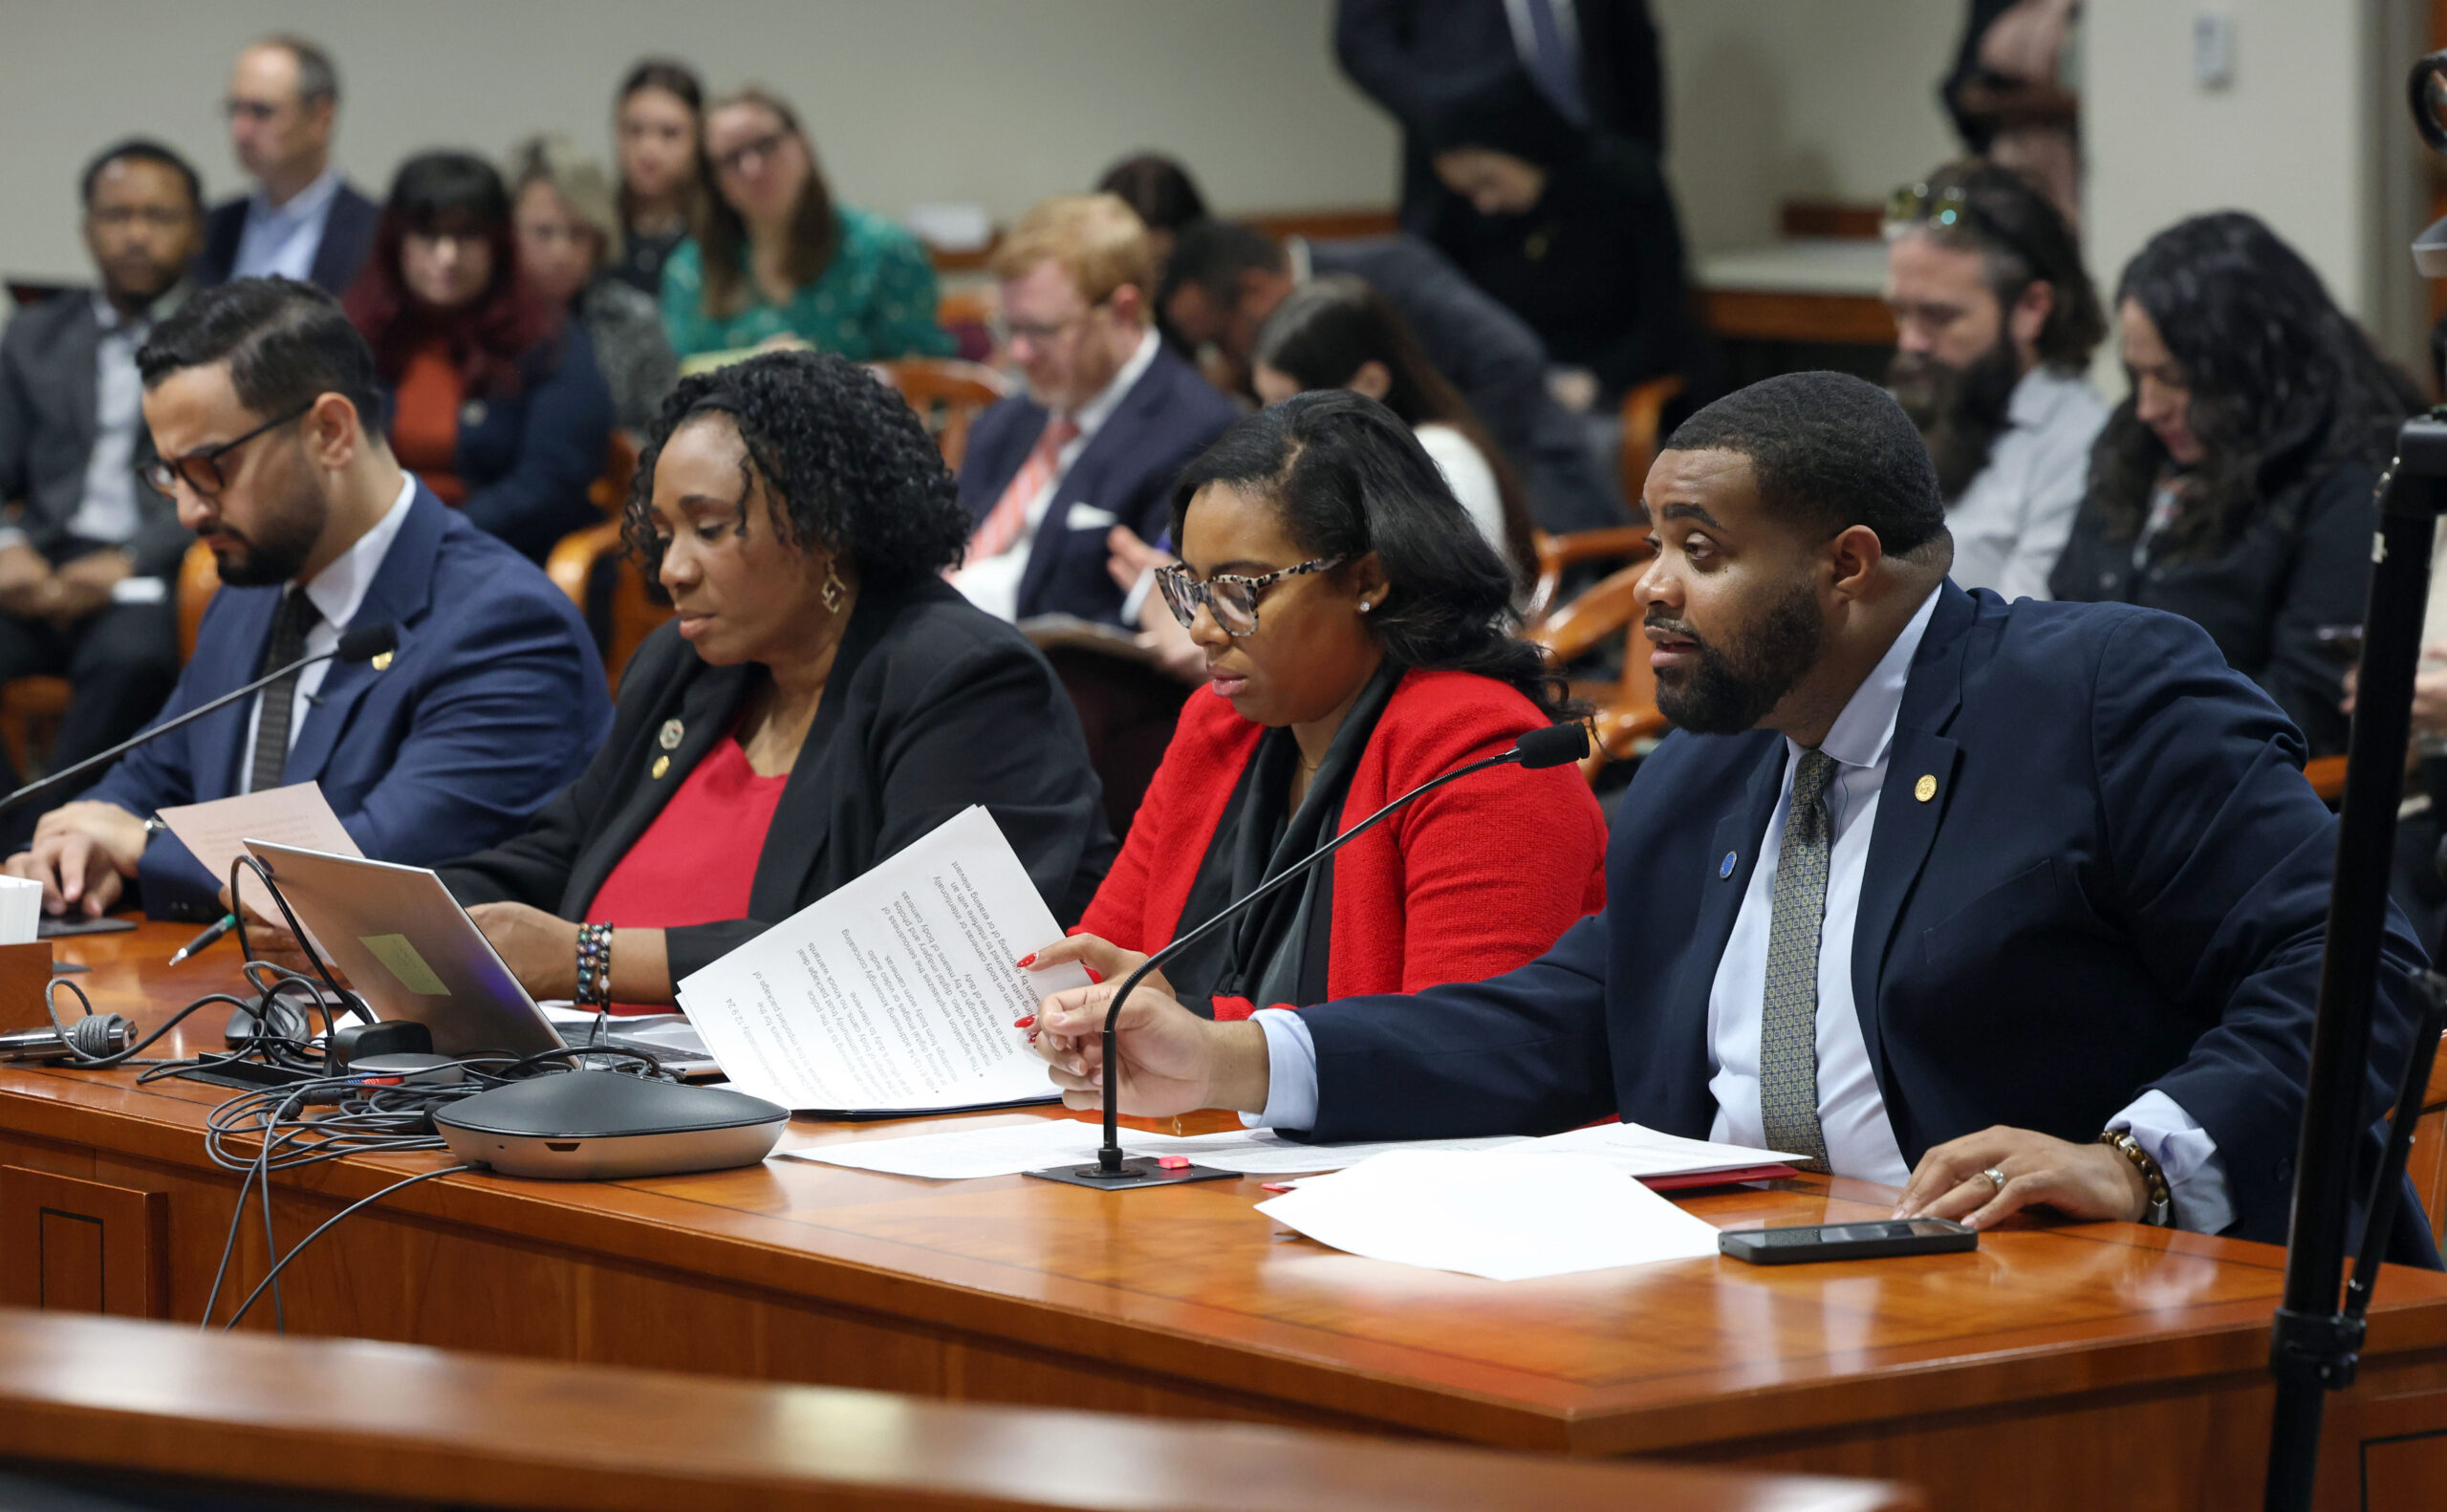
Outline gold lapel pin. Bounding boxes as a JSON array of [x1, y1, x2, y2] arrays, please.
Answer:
[[651, 755, 671, 780], [1914, 774, 1937, 803], [369, 651, 393, 671], [659, 719, 684, 751]]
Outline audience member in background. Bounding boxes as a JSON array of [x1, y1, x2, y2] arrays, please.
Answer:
[[345, 153, 614, 563], [1030, 371, 2436, 1260], [1882, 160, 2106, 601], [1094, 152, 1208, 361], [1162, 219, 1622, 533], [1939, 0, 2082, 226], [1252, 275, 1533, 585], [0, 140, 206, 846], [661, 88, 950, 365], [2051, 212, 2420, 758], [1025, 392, 1604, 1023], [439, 353, 1114, 1006], [510, 135, 679, 437], [954, 196, 1235, 627], [7, 278, 608, 921], [192, 35, 378, 295], [1409, 63, 1701, 422], [1334, 0, 1664, 243], [609, 58, 705, 299]]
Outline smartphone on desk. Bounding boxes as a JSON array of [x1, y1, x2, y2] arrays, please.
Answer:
[[1719, 1218, 1977, 1265]]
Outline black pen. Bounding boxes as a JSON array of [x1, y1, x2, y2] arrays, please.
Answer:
[[167, 913, 238, 965]]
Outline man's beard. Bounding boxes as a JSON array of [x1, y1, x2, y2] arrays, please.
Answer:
[[1890, 335, 2023, 503], [208, 459, 325, 587], [1648, 581, 1826, 736]]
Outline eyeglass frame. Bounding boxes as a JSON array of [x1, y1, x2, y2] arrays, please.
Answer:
[[994, 294, 1114, 351], [1155, 555, 1346, 637], [138, 400, 314, 499], [709, 129, 794, 178]]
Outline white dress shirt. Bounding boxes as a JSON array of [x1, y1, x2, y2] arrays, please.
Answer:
[[954, 327, 1161, 623], [1941, 365, 2108, 603], [237, 475, 415, 788], [230, 169, 343, 283], [1250, 583, 2235, 1232], [1413, 422, 1507, 560]]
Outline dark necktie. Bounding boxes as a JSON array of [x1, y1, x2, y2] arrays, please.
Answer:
[[1758, 749, 1838, 1172], [249, 590, 319, 793], [1520, 0, 1589, 125]]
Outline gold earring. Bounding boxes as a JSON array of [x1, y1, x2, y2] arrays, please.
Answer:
[[820, 560, 846, 614]]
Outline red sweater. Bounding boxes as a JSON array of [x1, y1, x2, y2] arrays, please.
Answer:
[[1077, 668, 1609, 1020]]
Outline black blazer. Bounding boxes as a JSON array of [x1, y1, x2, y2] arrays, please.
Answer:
[[191, 182, 380, 296], [1298, 584, 2435, 1255], [956, 344, 1236, 624], [0, 288, 191, 575], [439, 577, 1117, 982]]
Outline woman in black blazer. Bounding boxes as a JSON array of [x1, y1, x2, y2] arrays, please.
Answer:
[[440, 351, 1114, 1006]]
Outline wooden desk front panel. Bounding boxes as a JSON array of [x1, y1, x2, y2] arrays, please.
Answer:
[[2, 923, 2445, 1512]]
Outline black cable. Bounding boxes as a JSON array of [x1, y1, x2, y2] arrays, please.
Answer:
[[221, 1164, 473, 1331]]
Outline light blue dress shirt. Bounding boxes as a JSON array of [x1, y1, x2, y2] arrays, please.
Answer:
[[230, 170, 343, 283]]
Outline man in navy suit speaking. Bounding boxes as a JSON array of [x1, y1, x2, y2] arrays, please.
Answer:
[[1031, 370, 2431, 1251], [6, 277, 609, 922]]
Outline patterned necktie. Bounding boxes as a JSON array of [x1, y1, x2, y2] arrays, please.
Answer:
[[1758, 748, 1839, 1173], [249, 589, 320, 793], [965, 416, 1079, 567]]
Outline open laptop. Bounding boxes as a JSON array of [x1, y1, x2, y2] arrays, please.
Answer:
[[241, 840, 717, 1075]]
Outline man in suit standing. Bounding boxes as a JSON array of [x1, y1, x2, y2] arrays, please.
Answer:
[[0, 140, 209, 845], [954, 195, 1237, 627], [1161, 220, 1624, 534], [1030, 370, 2434, 1255], [6, 277, 610, 922], [190, 36, 378, 296]]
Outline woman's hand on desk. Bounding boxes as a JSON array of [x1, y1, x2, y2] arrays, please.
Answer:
[[1022, 933, 1171, 1001], [1029, 981, 1269, 1118], [1892, 1125, 2150, 1230], [466, 902, 580, 1001]]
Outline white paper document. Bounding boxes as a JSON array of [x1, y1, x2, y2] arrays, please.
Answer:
[[781, 1118, 1526, 1180], [158, 784, 360, 921], [676, 807, 1087, 1114], [1254, 1149, 1725, 1281], [1514, 1121, 1802, 1177]]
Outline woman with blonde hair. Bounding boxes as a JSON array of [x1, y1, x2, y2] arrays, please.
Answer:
[[509, 133, 677, 434]]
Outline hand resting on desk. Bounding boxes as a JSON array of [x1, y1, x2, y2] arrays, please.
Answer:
[[7, 801, 147, 918]]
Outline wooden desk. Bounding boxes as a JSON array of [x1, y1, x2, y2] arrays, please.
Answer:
[[1, 922, 2444, 1512], [0, 1310, 1918, 1512], [1696, 240, 1895, 349]]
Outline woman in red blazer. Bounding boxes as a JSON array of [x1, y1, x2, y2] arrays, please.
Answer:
[[1026, 391, 1607, 1021]]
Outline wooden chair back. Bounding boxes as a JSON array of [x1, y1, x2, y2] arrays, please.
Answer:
[[871, 358, 1010, 471], [544, 521, 669, 695], [2404, 1029, 2447, 1246], [1526, 546, 1669, 786], [177, 537, 219, 662], [590, 432, 639, 517], [1618, 373, 1687, 505]]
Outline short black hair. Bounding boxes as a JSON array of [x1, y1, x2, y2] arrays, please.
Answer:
[[1095, 154, 1208, 234], [137, 276, 386, 436], [255, 33, 340, 105], [623, 351, 971, 592], [1663, 372, 1945, 554], [1159, 220, 1285, 313], [80, 138, 201, 213]]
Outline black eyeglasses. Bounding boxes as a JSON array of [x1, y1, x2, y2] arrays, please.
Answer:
[[139, 402, 312, 499], [1155, 556, 1344, 637], [710, 131, 791, 177]]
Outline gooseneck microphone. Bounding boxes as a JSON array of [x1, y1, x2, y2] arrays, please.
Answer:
[[1029, 719, 1592, 1190], [0, 622, 400, 819]]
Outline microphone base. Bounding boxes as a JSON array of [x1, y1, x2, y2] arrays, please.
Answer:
[[1024, 1157, 1237, 1190]]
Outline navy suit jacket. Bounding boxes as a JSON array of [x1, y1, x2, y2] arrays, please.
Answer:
[[1299, 584, 2434, 1252], [957, 346, 1237, 625], [80, 483, 612, 918], [191, 184, 380, 297]]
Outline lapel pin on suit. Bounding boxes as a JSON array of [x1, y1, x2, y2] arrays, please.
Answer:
[[1720, 851, 1737, 879], [651, 756, 671, 779], [369, 650, 393, 671], [659, 719, 684, 750], [1914, 774, 1938, 803]]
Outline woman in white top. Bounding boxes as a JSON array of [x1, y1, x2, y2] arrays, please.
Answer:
[[1249, 275, 1536, 593]]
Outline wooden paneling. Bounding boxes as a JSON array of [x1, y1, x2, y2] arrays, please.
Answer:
[[0, 1165, 166, 1318], [1700, 290, 1897, 347], [4, 921, 2447, 1512]]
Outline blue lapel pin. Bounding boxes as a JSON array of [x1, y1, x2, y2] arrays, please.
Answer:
[[1719, 851, 1737, 879]]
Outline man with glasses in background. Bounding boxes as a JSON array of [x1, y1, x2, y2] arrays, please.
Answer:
[[1882, 159, 2109, 602], [191, 35, 379, 295], [953, 195, 1236, 627], [0, 140, 211, 846], [5, 277, 608, 924]]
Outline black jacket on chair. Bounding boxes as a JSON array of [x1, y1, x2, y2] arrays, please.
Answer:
[[190, 183, 381, 296], [439, 576, 1117, 981]]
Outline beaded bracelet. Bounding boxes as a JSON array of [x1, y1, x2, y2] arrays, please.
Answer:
[[574, 922, 614, 1009]]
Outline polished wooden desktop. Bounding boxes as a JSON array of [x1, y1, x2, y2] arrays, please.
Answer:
[[0, 922, 2443, 1512], [0, 1309, 1919, 1512]]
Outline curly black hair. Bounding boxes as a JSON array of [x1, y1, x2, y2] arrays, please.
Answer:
[[1171, 390, 1570, 720], [620, 350, 971, 592]]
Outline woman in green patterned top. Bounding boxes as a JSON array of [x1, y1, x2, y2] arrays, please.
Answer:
[[661, 87, 952, 365]]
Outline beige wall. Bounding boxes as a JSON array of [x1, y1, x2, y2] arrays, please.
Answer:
[[0, 0, 1400, 284]]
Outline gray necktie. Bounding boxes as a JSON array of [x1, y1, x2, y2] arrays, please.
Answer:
[[1758, 748, 1838, 1173], [249, 589, 319, 793]]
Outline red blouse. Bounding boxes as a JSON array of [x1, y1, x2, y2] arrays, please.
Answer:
[[588, 735, 789, 933]]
